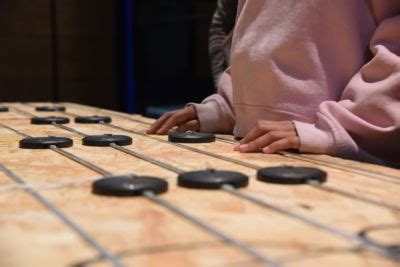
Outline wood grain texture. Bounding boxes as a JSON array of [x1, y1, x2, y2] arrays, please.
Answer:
[[0, 102, 399, 267]]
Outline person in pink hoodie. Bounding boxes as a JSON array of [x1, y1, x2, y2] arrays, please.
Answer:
[[147, 0, 400, 167]]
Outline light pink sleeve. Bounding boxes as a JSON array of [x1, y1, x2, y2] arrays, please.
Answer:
[[190, 68, 236, 133], [294, 13, 400, 165]]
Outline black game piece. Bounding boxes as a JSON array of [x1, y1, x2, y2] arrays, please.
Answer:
[[36, 105, 66, 112], [0, 107, 9, 112], [31, 116, 70, 125], [168, 131, 215, 143], [75, 115, 112, 124], [178, 169, 248, 189], [257, 166, 327, 185], [92, 175, 168, 196], [82, 134, 132, 147], [20, 136, 73, 149]]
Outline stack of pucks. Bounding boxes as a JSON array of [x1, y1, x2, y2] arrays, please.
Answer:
[[257, 166, 327, 184], [92, 174, 168, 196], [31, 116, 70, 125], [75, 115, 112, 124], [36, 105, 66, 112], [168, 131, 215, 143], [82, 134, 132, 147], [20, 136, 73, 149]]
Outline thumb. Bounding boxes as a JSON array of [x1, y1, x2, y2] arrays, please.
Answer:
[[177, 120, 200, 132]]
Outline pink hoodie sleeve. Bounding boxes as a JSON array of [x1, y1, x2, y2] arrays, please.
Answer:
[[190, 68, 236, 133], [294, 13, 400, 165]]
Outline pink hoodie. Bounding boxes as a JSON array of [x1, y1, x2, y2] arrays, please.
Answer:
[[191, 0, 400, 166]]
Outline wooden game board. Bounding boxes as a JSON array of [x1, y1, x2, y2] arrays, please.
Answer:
[[0, 102, 399, 267]]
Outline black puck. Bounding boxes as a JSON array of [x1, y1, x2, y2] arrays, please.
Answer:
[[35, 105, 66, 112], [31, 116, 70, 125], [75, 115, 112, 124], [178, 169, 249, 189], [168, 131, 215, 143], [0, 107, 9, 112], [20, 136, 73, 149], [257, 166, 327, 185], [92, 175, 168, 196], [82, 134, 132, 147]]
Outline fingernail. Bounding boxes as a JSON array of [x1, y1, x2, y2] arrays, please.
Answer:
[[234, 144, 240, 150], [263, 146, 271, 153]]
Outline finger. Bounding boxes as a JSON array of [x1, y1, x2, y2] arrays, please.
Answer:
[[234, 143, 240, 151], [183, 120, 200, 131], [177, 125, 187, 132], [149, 106, 196, 134], [239, 131, 296, 153], [239, 121, 294, 145], [156, 115, 180, 134], [262, 136, 300, 154], [176, 120, 199, 132], [156, 109, 195, 134], [239, 126, 265, 145], [146, 112, 172, 134]]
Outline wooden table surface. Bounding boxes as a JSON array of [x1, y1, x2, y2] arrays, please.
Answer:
[[0, 102, 399, 267]]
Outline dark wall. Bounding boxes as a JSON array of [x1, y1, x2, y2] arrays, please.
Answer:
[[0, 0, 53, 101], [57, 1, 117, 109], [0, 0, 217, 113], [0, 0, 118, 109], [133, 0, 216, 113]]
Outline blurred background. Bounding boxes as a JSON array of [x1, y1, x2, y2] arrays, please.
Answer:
[[0, 0, 217, 116]]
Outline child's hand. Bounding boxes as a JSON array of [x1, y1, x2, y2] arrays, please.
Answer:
[[146, 106, 199, 134], [234, 121, 299, 153]]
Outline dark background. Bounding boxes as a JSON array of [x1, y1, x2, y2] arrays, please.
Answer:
[[0, 0, 217, 115]]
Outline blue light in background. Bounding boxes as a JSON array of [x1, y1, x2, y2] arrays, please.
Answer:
[[123, 0, 136, 113]]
